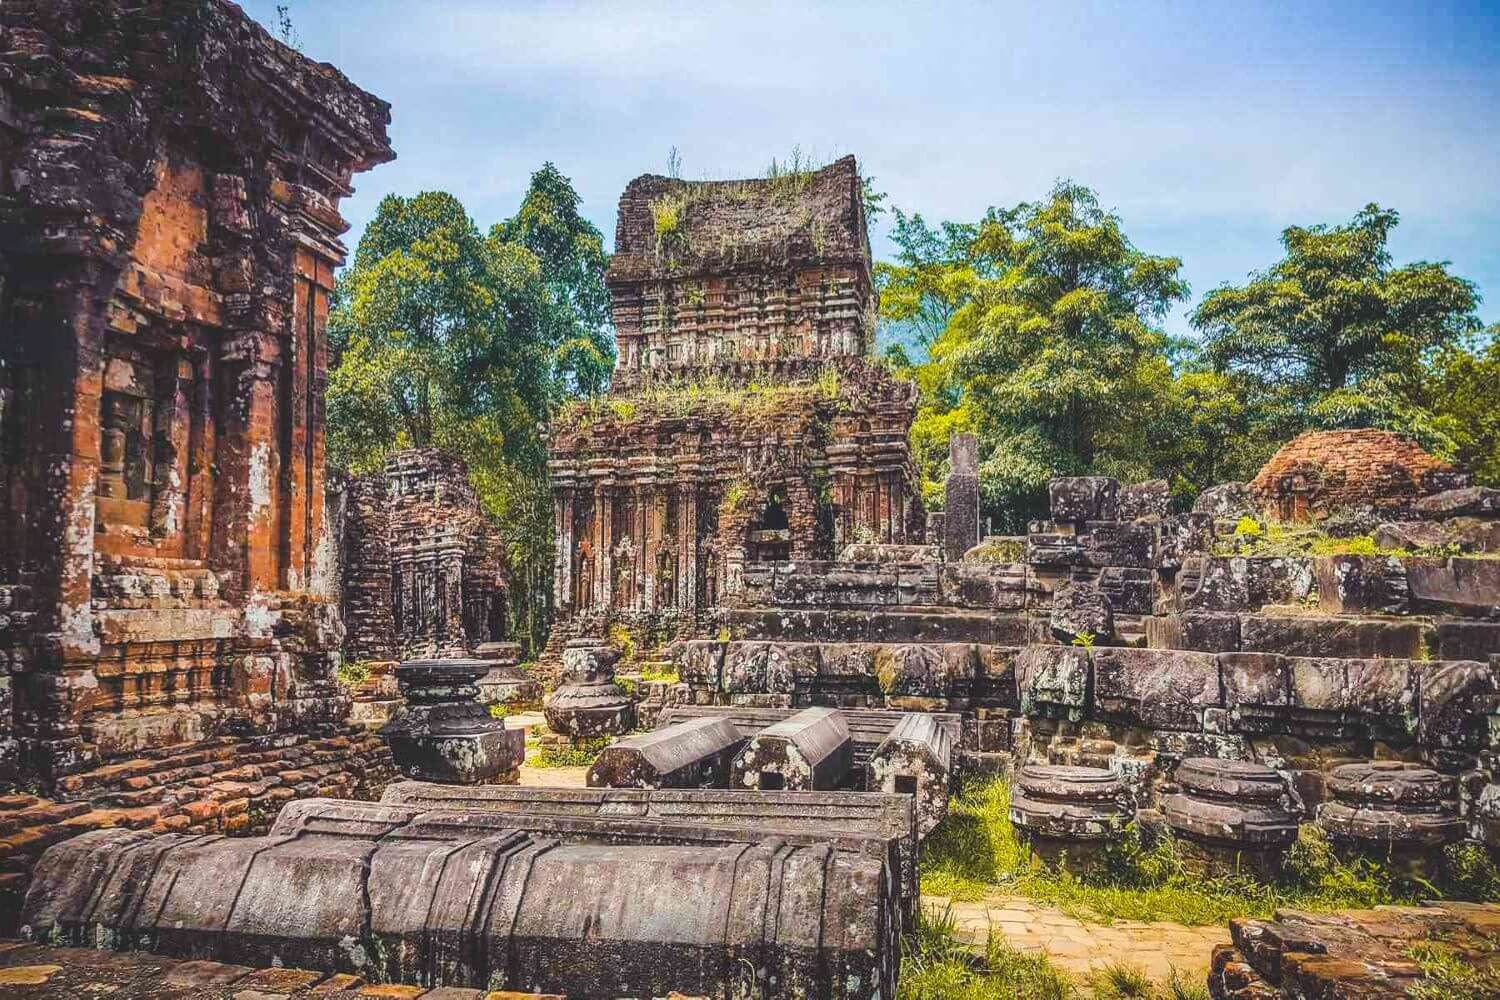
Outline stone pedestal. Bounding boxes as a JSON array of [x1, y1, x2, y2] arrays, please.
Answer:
[[543, 641, 634, 741], [1163, 758, 1298, 879], [1009, 764, 1130, 871], [474, 641, 542, 710], [379, 659, 523, 784], [1316, 761, 1464, 872]]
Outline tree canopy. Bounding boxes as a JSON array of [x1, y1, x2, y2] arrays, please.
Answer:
[[885, 181, 1188, 527], [1192, 205, 1480, 399], [881, 190, 1492, 524], [326, 164, 612, 650]]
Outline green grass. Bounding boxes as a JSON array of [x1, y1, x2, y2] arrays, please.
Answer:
[[1212, 518, 1492, 560], [899, 904, 1210, 1000], [1405, 939, 1500, 1000], [899, 904, 1080, 1000], [554, 371, 842, 435], [335, 658, 372, 689], [529, 736, 611, 769], [917, 778, 1478, 927]]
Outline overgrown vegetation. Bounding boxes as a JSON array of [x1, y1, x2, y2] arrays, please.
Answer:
[[555, 369, 842, 435], [964, 537, 1026, 563], [1213, 517, 1478, 559], [325, 164, 613, 653], [529, 736, 612, 769], [1405, 938, 1500, 1000], [879, 190, 1499, 530], [335, 659, 372, 689], [920, 778, 1500, 928]]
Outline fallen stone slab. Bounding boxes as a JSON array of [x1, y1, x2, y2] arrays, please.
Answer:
[[23, 806, 898, 999], [268, 798, 910, 925], [731, 706, 853, 791], [378, 781, 920, 903], [866, 713, 953, 837], [655, 705, 963, 767], [586, 715, 743, 789]]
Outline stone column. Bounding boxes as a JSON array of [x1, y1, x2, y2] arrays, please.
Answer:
[[596, 485, 614, 609], [553, 487, 573, 612], [148, 357, 194, 543], [944, 433, 980, 562]]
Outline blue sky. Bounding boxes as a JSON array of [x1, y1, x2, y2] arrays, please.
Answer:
[[243, 1, 1500, 342]]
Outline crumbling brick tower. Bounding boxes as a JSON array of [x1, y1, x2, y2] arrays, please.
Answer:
[[336, 449, 511, 661], [548, 156, 922, 643], [0, 0, 395, 783]]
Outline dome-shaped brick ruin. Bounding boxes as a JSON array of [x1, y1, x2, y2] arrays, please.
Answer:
[[1249, 428, 1468, 521]]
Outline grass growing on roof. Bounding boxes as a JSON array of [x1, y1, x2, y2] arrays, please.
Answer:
[[917, 777, 1498, 927], [554, 371, 843, 434]]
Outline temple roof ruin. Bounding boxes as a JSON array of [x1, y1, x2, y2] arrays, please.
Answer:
[[609, 154, 871, 282]]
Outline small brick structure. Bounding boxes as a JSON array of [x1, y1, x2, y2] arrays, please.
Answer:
[[1248, 429, 1467, 521], [336, 449, 509, 661]]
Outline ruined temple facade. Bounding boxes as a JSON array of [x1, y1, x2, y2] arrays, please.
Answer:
[[548, 157, 922, 640], [334, 449, 510, 661], [0, 0, 394, 781]]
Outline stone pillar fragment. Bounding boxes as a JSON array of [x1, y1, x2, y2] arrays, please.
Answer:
[[943, 432, 980, 563], [587, 715, 743, 789], [731, 706, 853, 791]]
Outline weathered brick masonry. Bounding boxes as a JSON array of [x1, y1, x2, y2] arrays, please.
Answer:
[[548, 156, 923, 647], [0, 0, 395, 928]]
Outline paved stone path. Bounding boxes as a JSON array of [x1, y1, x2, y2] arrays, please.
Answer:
[[925, 893, 1229, 984]]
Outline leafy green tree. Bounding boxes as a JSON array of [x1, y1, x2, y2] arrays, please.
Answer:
[[326, 190, 553, 472], [875, 209, 980, 354], [494, 162, 614, 398], [1425, 328, 1500, 487], [1192, 205, 1480, 399], [327, 169, 613, 651], [926, 181, 1188, 527]]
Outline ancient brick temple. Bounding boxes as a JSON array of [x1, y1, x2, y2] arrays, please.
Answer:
[[333, 449, 509, 661], [1249, 428, 1468, 522], [0, 0, 395, 782], [548, 156, 922, 641]]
